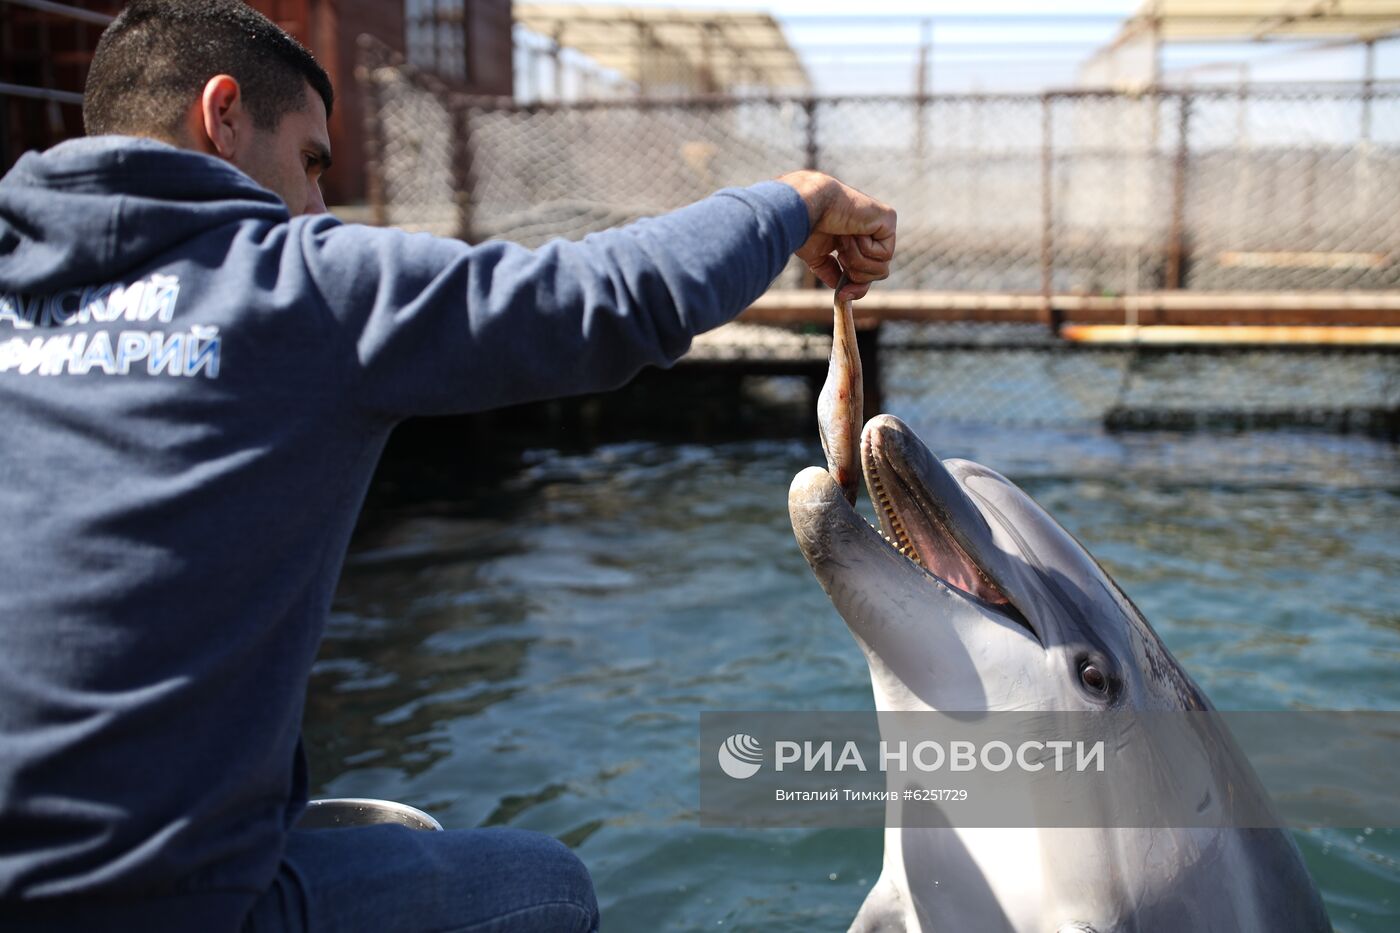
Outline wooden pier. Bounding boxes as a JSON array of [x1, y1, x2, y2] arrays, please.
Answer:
[[676, 289, 1400, 429], [683, 319, 886, 418], [735, 289, 1400, 330]]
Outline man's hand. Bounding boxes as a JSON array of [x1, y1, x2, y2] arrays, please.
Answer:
[[778, 170, 896, 301]]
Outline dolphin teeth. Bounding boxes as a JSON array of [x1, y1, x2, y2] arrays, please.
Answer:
[[862, 458, 929, 569]]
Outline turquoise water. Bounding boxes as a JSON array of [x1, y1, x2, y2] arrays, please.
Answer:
[[306, 422, 1399, 931]]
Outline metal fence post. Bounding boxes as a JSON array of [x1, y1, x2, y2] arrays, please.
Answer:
[[356, 35, 388, 227], [1040, 92, 1059, 334], [1362, 38, 1376, 142], [803, 96, 819, 172], [1165, 91, 1191, 291], [803, 96, 820, 289], [452, 97, 474, 242]]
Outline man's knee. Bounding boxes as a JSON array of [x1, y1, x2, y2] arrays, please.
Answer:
[[466, 828, 598, 932]]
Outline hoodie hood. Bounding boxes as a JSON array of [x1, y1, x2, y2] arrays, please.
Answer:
[[0, 136, 288, 294]]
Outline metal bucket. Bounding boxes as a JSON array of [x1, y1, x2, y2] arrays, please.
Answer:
[[297, 797, 443, 832]]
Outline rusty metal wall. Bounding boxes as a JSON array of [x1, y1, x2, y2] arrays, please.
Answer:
[[247, 0, 407, 205], [404, 0, 512, 95], [465, 0, 512, 96], [0, 0, 415, 205]]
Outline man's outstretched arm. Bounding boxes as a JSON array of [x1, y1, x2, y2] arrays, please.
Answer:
[[299, 173, 896, 420]]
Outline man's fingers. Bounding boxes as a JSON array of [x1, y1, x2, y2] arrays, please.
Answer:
[[838, 279, 871, 301], [781, 171, 896, 297], [852, 232, 895, 262], [837, 241, 888, 281], [839, 201, 896, 245], [821, 192, 895, 292], [836, 234, 893, 285], [808, 254, 843, 290], [825, 255, 878, 300]]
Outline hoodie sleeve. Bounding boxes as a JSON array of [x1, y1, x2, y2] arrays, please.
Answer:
[[297, 180, 809, 420]]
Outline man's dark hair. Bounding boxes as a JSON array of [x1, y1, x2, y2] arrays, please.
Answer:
[[84, 0, 334, 138]]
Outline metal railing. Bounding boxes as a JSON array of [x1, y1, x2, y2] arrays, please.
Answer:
[[2, 0, 112, 27], [0, 0, 115, 171]]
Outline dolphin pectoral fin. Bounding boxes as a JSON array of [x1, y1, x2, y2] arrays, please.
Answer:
[[849, 875, 908, 932]]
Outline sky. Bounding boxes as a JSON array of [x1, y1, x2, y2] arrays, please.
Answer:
[[520, 0, 1399, 96]]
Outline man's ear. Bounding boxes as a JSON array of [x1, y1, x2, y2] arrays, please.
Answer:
[[189, 74, 245, 160]]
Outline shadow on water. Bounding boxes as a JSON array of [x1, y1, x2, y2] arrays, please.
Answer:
[[305, 415, 1399, 931]]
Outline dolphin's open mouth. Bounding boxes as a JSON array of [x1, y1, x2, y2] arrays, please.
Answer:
[[860, 418, 1012, 609], [790, 415, 1040, 644]]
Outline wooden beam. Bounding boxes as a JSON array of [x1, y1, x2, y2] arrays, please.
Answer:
[[739, 290, 1400, 328], [1061, 325, 1400, 346], [1217, 250, 1389, 270]]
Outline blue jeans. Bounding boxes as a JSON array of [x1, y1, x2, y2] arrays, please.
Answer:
[[242, 826, 599, 932]]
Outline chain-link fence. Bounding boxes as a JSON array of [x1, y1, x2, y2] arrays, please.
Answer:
[[880, 334, 1399, 432], [362, 38, 1400, 295], [359, 39, 1399, 432], [683, 321, 1399, 432]]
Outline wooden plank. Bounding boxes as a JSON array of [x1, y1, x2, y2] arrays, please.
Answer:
[[739, 290, 1400, 328], [1061, 325, 1400, 346], [1218, 251, 1391, 270]]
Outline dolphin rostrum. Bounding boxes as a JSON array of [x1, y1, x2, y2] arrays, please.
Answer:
[[788, 414, 1331, 932]]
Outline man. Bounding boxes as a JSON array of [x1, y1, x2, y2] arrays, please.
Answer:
[[0, 1, 895, 930]]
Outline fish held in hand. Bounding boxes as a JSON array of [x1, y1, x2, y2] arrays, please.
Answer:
[[817, 273, 863, 506]]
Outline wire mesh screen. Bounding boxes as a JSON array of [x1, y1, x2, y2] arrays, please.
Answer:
[[1049, 94, 1176, 295], [817, 95, 1048, 291], [466, 100, 809, 261], [363, 54, 462, 236], [881, 333, 1400, 432], [1184, 91, 1400, 292], [361, 38, 1400, 295], [358, 41, 1398, 432]]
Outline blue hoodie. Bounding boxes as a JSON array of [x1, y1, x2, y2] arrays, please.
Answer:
[[0, 136, 808, 929]]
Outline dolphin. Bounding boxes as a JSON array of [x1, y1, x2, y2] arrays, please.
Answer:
[[788, 414, 1331, 933]]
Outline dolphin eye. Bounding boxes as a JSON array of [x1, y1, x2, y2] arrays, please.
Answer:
[[1079, 660, 1109, 695]]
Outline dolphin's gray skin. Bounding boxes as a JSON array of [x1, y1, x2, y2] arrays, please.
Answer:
[[788, 414, 1331, 933]]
